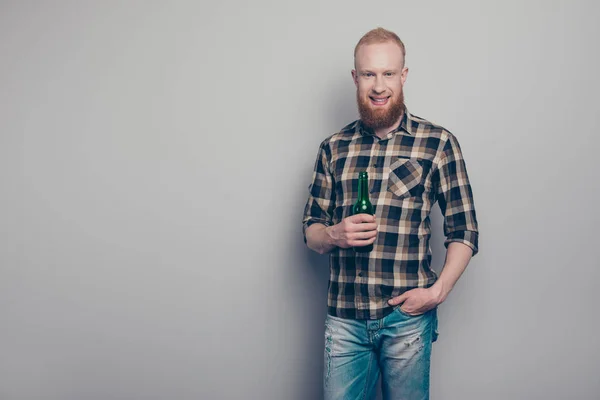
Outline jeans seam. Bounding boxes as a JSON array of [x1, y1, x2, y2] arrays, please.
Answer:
[[361, 351, 374, 400]]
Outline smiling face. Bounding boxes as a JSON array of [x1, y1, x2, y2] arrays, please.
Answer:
[[352, 41, 408, 135]]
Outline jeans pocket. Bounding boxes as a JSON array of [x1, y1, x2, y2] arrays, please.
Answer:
[[394, 304, 437, 318], [394, 305, 418, 318]]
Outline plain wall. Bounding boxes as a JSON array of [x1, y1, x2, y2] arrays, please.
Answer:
[[1, 1, 599, 399]]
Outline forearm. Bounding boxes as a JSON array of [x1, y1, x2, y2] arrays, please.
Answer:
[[431, 241, 474, 303], [305, 223, 337, 255]]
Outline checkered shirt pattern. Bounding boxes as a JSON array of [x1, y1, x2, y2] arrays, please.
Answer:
[[302, 108, 479, 320]]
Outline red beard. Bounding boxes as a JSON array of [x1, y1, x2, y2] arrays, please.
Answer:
[[357, 89, 405, 131]]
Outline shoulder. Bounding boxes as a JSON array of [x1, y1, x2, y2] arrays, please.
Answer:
[[318, 119, 361, 151], [408, 112, 466, 166], [409, 113, 455, 143]]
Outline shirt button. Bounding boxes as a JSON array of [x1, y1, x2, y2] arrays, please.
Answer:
[[358, 272, 363, 277]]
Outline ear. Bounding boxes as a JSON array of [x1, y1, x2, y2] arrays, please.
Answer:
[[351, 69, 359, 87], [401, 67, 409, 86]]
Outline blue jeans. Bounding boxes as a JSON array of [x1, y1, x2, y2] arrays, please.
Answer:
[[323, 306, 439, 400]]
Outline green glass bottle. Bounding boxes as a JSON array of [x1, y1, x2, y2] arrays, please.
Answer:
[[352, 171, 374, 253]]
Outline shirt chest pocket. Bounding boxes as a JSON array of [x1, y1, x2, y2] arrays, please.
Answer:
[[387, 157, 424, 199]]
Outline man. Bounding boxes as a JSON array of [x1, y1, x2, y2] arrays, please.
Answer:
[[302, 27, 479, 400]]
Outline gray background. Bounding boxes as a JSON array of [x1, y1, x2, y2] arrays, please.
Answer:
[[2, 0, 599, 399]]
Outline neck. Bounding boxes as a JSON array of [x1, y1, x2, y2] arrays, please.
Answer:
[[373, 111, 404, 139]]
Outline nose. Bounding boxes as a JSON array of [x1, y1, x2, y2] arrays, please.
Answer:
[[373, 75, 386, 94]]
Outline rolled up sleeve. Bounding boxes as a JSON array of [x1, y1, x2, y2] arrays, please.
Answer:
[[302, 140, 336, 244], [435, 133, 479, 256]]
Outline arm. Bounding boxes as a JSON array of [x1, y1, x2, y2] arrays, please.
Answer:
[[430, 133, 479, 303], [389, 241, 473, 312], [302, 141, 377, 254], [302, 140, 335, 248], [305, 223, 336, 255], [430, 242, 473, 303]]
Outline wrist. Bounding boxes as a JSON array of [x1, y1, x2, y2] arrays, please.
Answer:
[[430, 280, 448, 304], [324, 225, 338, 247]]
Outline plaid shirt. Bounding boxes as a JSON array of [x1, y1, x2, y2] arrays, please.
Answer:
[[302, 108, 479, 320]]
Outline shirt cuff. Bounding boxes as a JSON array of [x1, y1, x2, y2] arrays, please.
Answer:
[[444, 230, 479, 256]]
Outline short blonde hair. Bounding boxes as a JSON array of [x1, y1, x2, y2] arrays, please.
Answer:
[[354, 27, 406, 67]]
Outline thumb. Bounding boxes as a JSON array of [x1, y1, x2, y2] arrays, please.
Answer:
[[388, 292, 408, 306]]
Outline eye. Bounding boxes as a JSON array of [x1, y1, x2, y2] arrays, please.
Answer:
[[362, 72, 374, 77], [385, 72, 394, 77]]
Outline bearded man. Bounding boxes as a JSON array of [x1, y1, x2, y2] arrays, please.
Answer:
[[302, 27, 480, 400]]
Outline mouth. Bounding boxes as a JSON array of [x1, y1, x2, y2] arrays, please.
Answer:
[[369, 96, 390, 106]]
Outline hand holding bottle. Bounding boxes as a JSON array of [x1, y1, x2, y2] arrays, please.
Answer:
[[325, 214, 378, 249]]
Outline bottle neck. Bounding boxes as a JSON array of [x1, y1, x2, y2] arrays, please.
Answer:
[[358, 177, 369, 201]]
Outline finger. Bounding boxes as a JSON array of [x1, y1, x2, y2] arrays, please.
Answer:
[[351, 230, 378, 240], [349, 233, 377, 245], [349, 237, 376, 247], [351, 222, 378, 232], [349, 214, 376, 223], [388, 292, 408, 306]]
